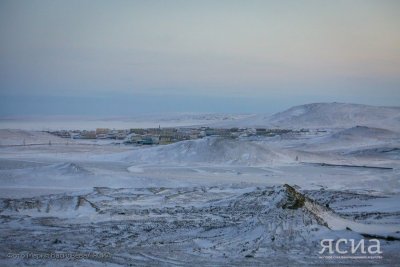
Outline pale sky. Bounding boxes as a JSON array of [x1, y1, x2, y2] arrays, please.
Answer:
[[0, 0, 399, 115]]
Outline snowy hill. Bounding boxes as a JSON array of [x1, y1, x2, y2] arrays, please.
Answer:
[[121, 137, 285, 166], [303, 126, 400, 150], [214, 103, 400, 131], [330, 126, 399, 139], [268, 103, 400, 130]]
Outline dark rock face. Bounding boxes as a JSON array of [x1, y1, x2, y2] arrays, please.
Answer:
[[282, 184, 305, 209]]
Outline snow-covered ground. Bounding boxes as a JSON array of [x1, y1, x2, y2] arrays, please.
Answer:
[[212, 102, 400, 131], [0, 103, 399, 266]]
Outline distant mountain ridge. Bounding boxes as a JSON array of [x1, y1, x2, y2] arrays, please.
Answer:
[[213, 103, 400, 131]]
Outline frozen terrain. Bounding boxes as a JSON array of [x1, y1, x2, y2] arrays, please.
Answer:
[[1, 185, 399, 266], [0, 103, 399, 266], [213, 102, 400, 131]]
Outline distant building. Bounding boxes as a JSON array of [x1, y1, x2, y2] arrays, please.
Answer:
[[141, 135, 158, 145], [96, 128, 110, 135], [159, 135, 173, 144], [256, 128, 267, 136], [130, 134, 143, 143], [50, 130, 71, 138], [130, 128, 146, 135], [96, 133, 108, 139], [205, 129, 217, 136], [80, 131, 96, 139]]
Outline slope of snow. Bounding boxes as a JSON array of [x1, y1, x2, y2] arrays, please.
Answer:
[[346, 147, 400, 160], [330, 126, 398, 139], [120, 137, 286, 166], [268, 103, 400, 130], [39, 162, 92, 176], [304, 193, 400, 239], [213, 103, 400, 131], [302, 126, 400, 151]]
